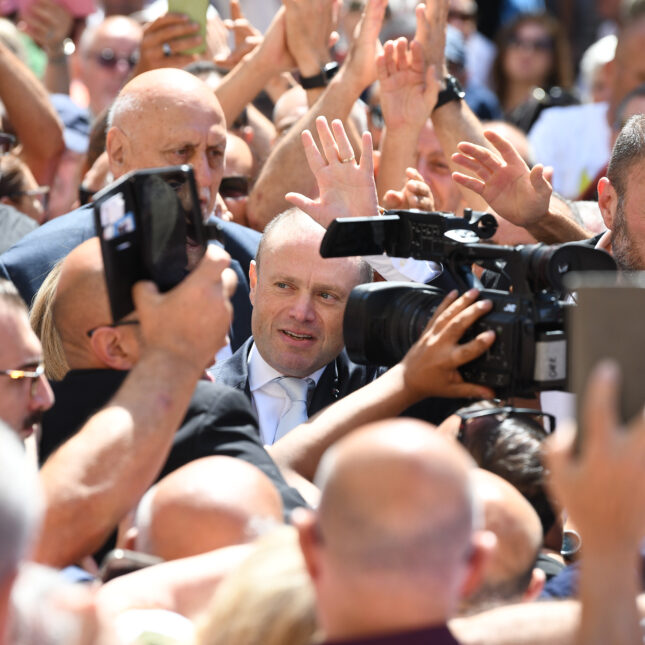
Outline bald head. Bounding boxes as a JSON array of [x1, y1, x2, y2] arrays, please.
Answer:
[[106, 69, 227, 218], [464, 469, 543, 608], [316, 419, 475, 581], [132, 456, 283, 561], [53, 238, 111, 369]]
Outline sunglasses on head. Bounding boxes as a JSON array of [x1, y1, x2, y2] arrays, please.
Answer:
[[456, 406, 556, 445], [93, 48, 139, 70], [9, 186, 49, 211]]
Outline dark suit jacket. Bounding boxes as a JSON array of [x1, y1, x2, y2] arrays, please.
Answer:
[[211, 337, 383, 419], [40, 369, 306, 563], [0, 206, 260, 351], [212, 338, 470, 427]]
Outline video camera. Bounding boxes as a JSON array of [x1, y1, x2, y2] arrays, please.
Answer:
[[320, 209, 617, 398]]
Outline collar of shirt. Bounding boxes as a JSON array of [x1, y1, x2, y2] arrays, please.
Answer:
[[247, 343, 326, 445]]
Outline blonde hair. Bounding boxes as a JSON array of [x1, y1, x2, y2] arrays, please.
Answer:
[[30, 262, 69, 381], [195, 527, 318, 645]]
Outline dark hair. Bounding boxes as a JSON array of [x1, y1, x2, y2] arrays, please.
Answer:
[[607, 113, 645, 201], [491, 12, 573, 110], [0, 154, 28, 202], [460, 414, 556, 536]]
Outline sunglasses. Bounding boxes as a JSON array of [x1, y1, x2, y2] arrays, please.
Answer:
[[219, 176, 249, 199], [92, 48, 139, 70], [9, 186, 49, 211], [508, 35, 553, 52], [0, 132, 16, 154], [448, 9, 477, 21], [86, 319, 140, 338], [456, 407, 556, 445]]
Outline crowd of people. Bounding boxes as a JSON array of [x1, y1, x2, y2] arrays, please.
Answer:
[[0, 0, 644, 643]]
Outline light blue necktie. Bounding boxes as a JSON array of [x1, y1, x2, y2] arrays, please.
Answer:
[[274, 377, 314, 441]]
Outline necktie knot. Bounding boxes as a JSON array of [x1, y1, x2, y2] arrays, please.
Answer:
[[273, 377, 314, 441]]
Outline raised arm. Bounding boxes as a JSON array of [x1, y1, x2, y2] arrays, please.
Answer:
[[268, 289, 495, 480], [545, 362, 645, 645], [35, 247, 237, 568], [452, 130, 591, 243], [245, 0, 387, 230], [376, 34, 439, 201], [0, 40, 64, 185]]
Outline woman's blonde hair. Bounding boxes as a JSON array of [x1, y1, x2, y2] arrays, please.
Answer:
[[195, 527, 318, 645]]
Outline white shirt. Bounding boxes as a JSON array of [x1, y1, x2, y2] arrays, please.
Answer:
[[247, 344, 325, 446], [528, 102, 611, 200]]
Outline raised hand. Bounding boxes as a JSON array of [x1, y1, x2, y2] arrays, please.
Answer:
[[382, 167, 436, 211], [377, 37, 439, 133], [19, 0, 73, 57], [213, 0, 262, 69], [452, 129, 553, 229], [134, 14, 202, 75], [414, 0, 448, 73], [285, 116, 378, 228], [284, 0, 339, 76]]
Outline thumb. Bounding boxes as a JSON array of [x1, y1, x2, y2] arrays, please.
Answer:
[[132, 279, 161, 310]]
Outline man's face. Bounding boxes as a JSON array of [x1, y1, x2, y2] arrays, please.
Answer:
[[611, 164, 645, 271], [81, 24, 141, 116], [416, 121, 463, 213], [0, 305, 54, 440], [249, 230, 364, 378], [116, 98, 227, 222]]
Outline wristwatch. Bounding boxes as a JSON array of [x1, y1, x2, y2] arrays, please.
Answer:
[[300, 62, 340, 90], [433, 75, 466, 112]]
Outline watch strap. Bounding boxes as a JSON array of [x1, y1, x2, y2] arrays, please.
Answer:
[[433, 75, 466, 111], [300, 62, 340, 90]]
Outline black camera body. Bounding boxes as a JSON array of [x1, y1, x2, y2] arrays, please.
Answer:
[[321, 210, 616, 398]]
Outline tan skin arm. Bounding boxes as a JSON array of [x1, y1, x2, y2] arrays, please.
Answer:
[[35, 247, 237, 568]]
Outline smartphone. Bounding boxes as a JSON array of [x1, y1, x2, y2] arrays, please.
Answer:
[[93, 165, 206, 322], [167, 0, 208, 54], [566, 272, 645, 442]]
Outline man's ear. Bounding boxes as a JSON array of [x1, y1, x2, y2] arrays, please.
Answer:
[[597, 176, 618, 230], [292, 507, 322, 583], [249, 259, 257, 306], [105, 126, 130, 178], [522, 567, 546, 601], [460, 529, 497, 599], [89, 328, 136, 370]]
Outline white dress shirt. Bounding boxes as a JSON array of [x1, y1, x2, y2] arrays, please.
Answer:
[[247, 344, 325, 446]]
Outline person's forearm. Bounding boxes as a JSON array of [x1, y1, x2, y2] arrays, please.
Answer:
[[431, 100, 491, 212], [246, 65, 363, 231], [576, 552, 642, 645], [268, 364, 420, 481], [526, 196, 591, 244], [0, 43, 64, 185], [214, 48, 275, 130], [43, 51, 71, 96], [377, 125, 420, 202], [35, 350, 203, 567]]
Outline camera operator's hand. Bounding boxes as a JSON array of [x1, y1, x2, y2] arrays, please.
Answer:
[[382, 167, 436, 211], [132, 14, 203, 76], [400, 289, 496, 400], [377, 38, 438, 134], [545, 361, 645, 645], [452, 130, 553, 230], [286, 116, 378, 228], [132, 245, 237, 374], [284, 0, 339, 78]]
